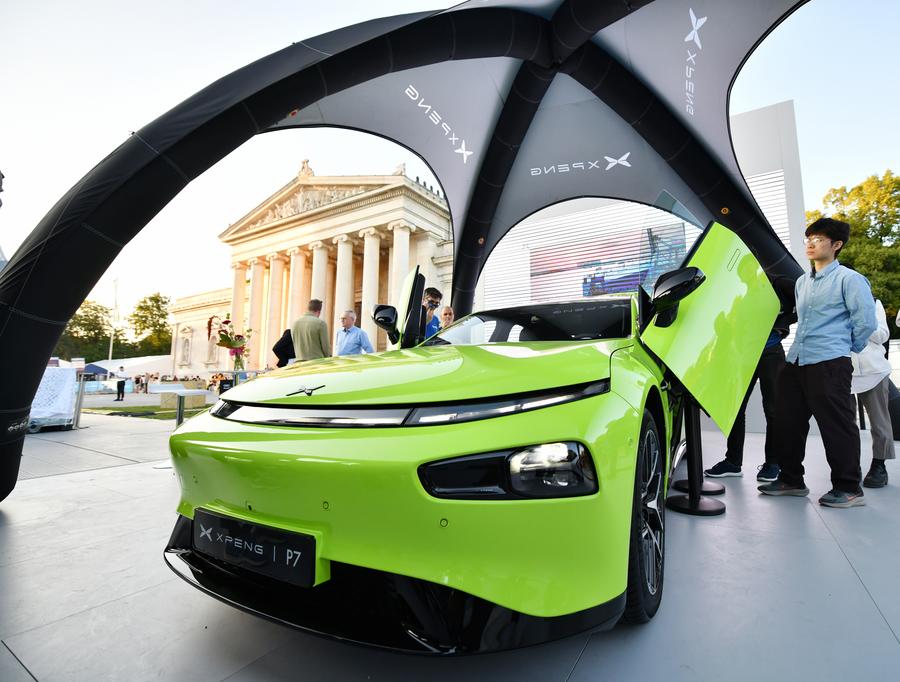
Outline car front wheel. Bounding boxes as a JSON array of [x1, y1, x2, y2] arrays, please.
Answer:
[[622, 409, 665, 623]]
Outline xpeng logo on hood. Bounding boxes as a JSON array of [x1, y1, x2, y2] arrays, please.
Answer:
[[683, 8, 708, 117], [530, 152, 632, 177], [404, 85, 474, 164], [286, 384, 325, 397]]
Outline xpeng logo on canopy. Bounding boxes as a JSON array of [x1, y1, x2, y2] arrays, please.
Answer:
[[404, 85, 474, 164], [683, 8, 708, 117], [684, 7, 707, 49], [529, 152, 632, 177], [604, 153, 632, 170]]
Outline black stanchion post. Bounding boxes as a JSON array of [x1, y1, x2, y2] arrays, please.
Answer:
[[666, 399, 725, 516], [672, 397, 725, 496]]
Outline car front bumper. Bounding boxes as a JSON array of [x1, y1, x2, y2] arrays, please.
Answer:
[[164, 513, 625, 654]]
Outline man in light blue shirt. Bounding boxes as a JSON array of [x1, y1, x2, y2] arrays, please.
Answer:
[[760, 218, 877, 508], [423, 287, 443, 338], [335, 310, 373, 356]]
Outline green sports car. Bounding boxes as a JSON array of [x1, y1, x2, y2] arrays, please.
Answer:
[[164, 223, 779, 653]]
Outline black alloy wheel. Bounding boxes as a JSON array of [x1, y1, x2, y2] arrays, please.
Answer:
[[622, 409, 665, 623]]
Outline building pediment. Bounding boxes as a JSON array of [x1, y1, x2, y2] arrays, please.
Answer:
[[220, 176, 403, 243], [249, 184, 373, 228]]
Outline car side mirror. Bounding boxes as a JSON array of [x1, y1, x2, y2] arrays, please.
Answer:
[[373, 305, 400, 344], [651, 266, 705, 327]]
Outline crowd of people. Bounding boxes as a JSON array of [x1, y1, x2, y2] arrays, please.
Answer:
[[704, 217, 895, 508], [110, 370, 216, 400]]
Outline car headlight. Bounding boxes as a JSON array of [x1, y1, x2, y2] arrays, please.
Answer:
[[418, 442, 597, 500], [508, 443, 596, 496]]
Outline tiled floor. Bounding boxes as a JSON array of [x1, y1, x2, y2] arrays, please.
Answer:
[[2, 414, 899, 680]]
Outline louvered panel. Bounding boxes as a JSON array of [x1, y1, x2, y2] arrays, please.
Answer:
[[479, 201, 702, 309], [747, 170, 791, 252]]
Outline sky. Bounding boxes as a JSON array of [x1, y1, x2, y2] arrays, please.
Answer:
[[1, 0, 898, 318]]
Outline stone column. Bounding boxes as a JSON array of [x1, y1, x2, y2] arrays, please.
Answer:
[[266, 253, 286, 368], [309, 241, 329, 302], [230, 262, 247, 332], [389, 221, 413, 303], [332, 234, 355, 336], [286, 247, 308, 326], [301, 259, 312, 314], [325, 258, 336, 346], [415, 232, 438, 289], [359, 228, 382, 344], [247, 258, 266, 370]]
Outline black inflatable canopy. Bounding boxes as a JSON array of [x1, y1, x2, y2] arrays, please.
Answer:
[[0, 0, 806, 500]]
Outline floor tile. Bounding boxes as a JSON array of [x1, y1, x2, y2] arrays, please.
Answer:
[[0, 643, 35, 682], [5, 580, 293, 682], [569, 521, 900, 681], [223, 629, 589, 682]]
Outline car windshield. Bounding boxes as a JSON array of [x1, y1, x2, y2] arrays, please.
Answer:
[[428, 300, 631, 346]]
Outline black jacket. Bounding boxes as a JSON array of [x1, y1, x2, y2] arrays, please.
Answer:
[[272, 329, 295, 368]]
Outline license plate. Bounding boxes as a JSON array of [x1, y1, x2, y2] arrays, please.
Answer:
[[192, 508, 316, 587]]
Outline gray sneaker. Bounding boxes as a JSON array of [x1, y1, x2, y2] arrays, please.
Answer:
[[758, 480, 810, 496], [818, 489, 865, 508]]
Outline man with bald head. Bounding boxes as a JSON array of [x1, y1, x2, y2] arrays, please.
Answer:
[[335, 309, 373, 356]]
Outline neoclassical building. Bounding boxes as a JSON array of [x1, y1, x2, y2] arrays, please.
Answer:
[[170, 161, 452, 373]]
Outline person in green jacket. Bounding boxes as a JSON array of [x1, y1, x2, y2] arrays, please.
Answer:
[[290, 299, 330, 361]]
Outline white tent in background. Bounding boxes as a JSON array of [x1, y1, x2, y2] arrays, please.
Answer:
[[89, 355, 172, 376]]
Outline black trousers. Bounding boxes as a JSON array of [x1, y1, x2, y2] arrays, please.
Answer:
[[725, 343, 785, 467], [772, 357, 861, 493], [116, 380, 125, 400]]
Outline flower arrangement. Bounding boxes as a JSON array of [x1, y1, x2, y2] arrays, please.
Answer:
[[208, 315, 252, 371]]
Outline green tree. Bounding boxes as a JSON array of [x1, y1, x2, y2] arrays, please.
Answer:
[[53, 300, 129, 361], [127, 292, 172, 356], [806, 170, 900, 338]]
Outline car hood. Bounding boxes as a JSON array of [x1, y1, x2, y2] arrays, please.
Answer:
[[222, 340, 627, 406]]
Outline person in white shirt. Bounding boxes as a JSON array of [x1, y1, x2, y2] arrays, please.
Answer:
[[852, 299, 895, 487], [114, 366, 128, 401]]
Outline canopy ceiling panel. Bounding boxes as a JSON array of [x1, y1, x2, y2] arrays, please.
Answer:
[[488, 73, 712, 258], [594, 0, 803, 196], [0, 0, 809, 501], [273, 58, 523, 232]]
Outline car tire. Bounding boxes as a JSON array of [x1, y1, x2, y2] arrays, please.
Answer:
[[621, 409, 665, 624]]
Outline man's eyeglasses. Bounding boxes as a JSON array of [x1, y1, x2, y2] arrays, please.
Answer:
[[425, 300, 440, 309], [803, 236, 830, 245]]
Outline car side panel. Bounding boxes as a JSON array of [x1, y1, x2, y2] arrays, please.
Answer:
[[609, 344, 672, 470]]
